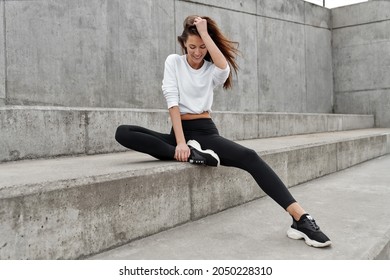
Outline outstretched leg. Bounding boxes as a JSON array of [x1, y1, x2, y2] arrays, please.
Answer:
[[194, 133, 331, 247], [196, 134, 296, 210]]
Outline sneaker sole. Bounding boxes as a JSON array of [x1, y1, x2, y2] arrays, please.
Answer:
[[287, 228, 332, 248], [187, 140, 220, 167]]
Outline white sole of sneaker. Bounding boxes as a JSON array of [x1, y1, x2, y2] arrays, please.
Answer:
[[187, 140, 220, 167], [287, 228, 332, 248]]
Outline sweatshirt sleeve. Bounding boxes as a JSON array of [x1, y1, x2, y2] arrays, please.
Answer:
[[212, 63, 230, 88], [161, 55, 179, 109]]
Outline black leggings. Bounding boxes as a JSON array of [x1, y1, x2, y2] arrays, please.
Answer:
[[115, 119, 296, 210]]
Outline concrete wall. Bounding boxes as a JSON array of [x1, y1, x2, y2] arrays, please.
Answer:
[[0, 1, 5, 107], [4, 0, 174, 109], [256, 0, 332, 113], [332, 0, 390, 127], [0, 0, 333, 113]]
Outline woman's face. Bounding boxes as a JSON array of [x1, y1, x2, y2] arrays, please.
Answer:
[[184, 35, 208, 69]]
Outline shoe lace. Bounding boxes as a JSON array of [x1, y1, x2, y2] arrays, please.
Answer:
[[306, 217, 320, 231]]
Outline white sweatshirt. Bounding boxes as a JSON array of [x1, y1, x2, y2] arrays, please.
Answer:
[[161, 54, 230, 114]]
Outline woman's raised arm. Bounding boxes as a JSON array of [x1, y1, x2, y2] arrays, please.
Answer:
[[193, 17, 228, 70]]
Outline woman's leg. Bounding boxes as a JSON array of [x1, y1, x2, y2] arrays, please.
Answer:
[[184, 120, 331, 247], [204, 136, 331, 247], [115, 125, 176, 160], [203, 136, 307, 219], [196, 134, 297, 210]]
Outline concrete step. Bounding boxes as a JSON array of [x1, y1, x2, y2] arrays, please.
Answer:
[[0, 128, 389, 259], [89, 154, 390, 260], [0, 106, 374, 162]]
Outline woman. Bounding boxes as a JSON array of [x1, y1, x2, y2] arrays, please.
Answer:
[[115, 15, 331, 248]]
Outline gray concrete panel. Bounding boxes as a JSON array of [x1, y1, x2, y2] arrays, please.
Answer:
[[335, 90, 390, 127], [5, 0, 173, 108], [0, 107, 86, 162], [305, 26, 333, 113], [257, 113, 284, 137], [326, 114, 343, 131], [213, 112, 250, 140], [190, 151, 290, 221], [332, 1, 390, 28], [105, 0, 174, 109], [336, 135, 388, 170], [341, 114, 375, 130], [278, 113, 325, 135], [332, 20, 390, 49], [0, 168, 192, 259], [333, 21, 390, 94], [333, 41, 390, 93], [388, 134, 390, 154], [304, 1, 330, 29], [257, 17, 306, 112], [5, 0, 108, 107], [257, 0, 305, 24], [287, 144, 337, 187], [332, 1, 390, 127], [175, 1, 259, 112], [335, 91, 374, 115], [190, 166, 263, 220]]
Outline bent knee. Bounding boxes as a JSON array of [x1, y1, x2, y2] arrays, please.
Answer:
[[244, 148, 259, 161], [115, 125, 128, 142]]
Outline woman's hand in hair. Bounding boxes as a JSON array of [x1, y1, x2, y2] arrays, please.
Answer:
[[193, 16, 227, 70], [193, 17, 208, 36]]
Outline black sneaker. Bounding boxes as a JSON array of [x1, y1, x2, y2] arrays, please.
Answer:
[[287, 214, 332, 248], [187, 140, 220, 167]]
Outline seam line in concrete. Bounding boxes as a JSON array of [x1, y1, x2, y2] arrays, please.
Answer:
[[332, 18, 390, 30], [333, 39, 390, 50], [303, 7, 308, 113], [84, 111, 90, 154], [335, 87, 390, 94], [2, 0, 7, 102]]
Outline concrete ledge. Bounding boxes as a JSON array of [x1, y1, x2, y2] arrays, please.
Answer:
[[0, 128, 389, 259], [0, 106, 375, 162], [89, 155, 390, 260]]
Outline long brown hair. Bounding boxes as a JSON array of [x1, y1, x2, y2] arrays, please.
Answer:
[[177, 15, 239, 90]]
